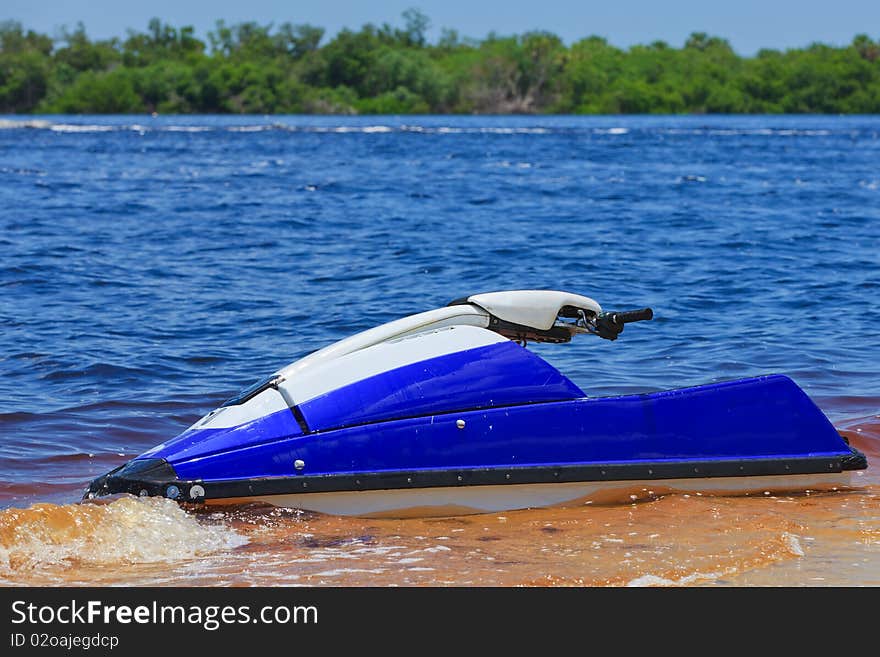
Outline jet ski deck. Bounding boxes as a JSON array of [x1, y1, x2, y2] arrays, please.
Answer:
[[85, 290, 867, 517]]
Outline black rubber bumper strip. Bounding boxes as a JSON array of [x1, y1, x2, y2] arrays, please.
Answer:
[[85, 448, 866, 502]]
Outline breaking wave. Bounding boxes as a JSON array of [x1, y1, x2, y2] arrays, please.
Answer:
[[0, 118, 859, 137]]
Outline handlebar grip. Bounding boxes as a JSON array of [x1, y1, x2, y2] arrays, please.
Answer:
[[608, 308, 653, 325]]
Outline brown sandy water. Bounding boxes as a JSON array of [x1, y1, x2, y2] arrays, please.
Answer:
[[1, 416, 878, 587]]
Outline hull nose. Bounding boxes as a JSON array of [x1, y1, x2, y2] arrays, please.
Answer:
[[83, 458, 202, 502]]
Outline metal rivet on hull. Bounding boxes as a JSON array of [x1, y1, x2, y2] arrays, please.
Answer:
[[294, 459, 305, 470], [456, 419, 466, 429]]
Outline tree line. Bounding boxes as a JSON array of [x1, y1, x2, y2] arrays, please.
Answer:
[[2, 10, 879, 114]]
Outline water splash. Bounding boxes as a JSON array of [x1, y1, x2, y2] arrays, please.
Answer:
[[0, 496, 246, 580]]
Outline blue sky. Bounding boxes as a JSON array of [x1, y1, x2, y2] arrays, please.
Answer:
[[4, 0, 879, 55]]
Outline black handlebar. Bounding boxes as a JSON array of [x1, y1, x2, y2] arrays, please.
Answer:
[[594, 307, 653, 340], [606, 308, 654, 325]]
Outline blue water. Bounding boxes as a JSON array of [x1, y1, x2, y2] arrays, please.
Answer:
[[1, 114, 879, 509]]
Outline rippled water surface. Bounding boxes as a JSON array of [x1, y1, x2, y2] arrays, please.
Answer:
[[1, 115, 878, 586]]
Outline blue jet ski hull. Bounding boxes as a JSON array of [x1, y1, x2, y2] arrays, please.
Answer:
[[86, 374, 865, 517]]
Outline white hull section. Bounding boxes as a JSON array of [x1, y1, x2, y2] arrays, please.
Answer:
[[278, 325, 507, 405], [209, 472, 854, 518]]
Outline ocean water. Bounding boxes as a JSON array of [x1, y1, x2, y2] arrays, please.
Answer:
[[1, 114, 878, 586]]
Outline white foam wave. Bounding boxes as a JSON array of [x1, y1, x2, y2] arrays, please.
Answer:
[[402, 126, 549, 134], [303, 125, 394, 133], [0, 119, 53, 130], [0, 496, 246, 574], [49, 124, 115, 133], [163, 126, 213, 132], [0, 120, 842, 138], [227, 125, 276, 132], [312, 567, 387, 577], [661, 128, 832, 137], [627, 571, 724, 586], [783, 532, 805, 557]]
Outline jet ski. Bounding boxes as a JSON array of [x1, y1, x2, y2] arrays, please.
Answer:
[[85, 290, 867, 517]]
